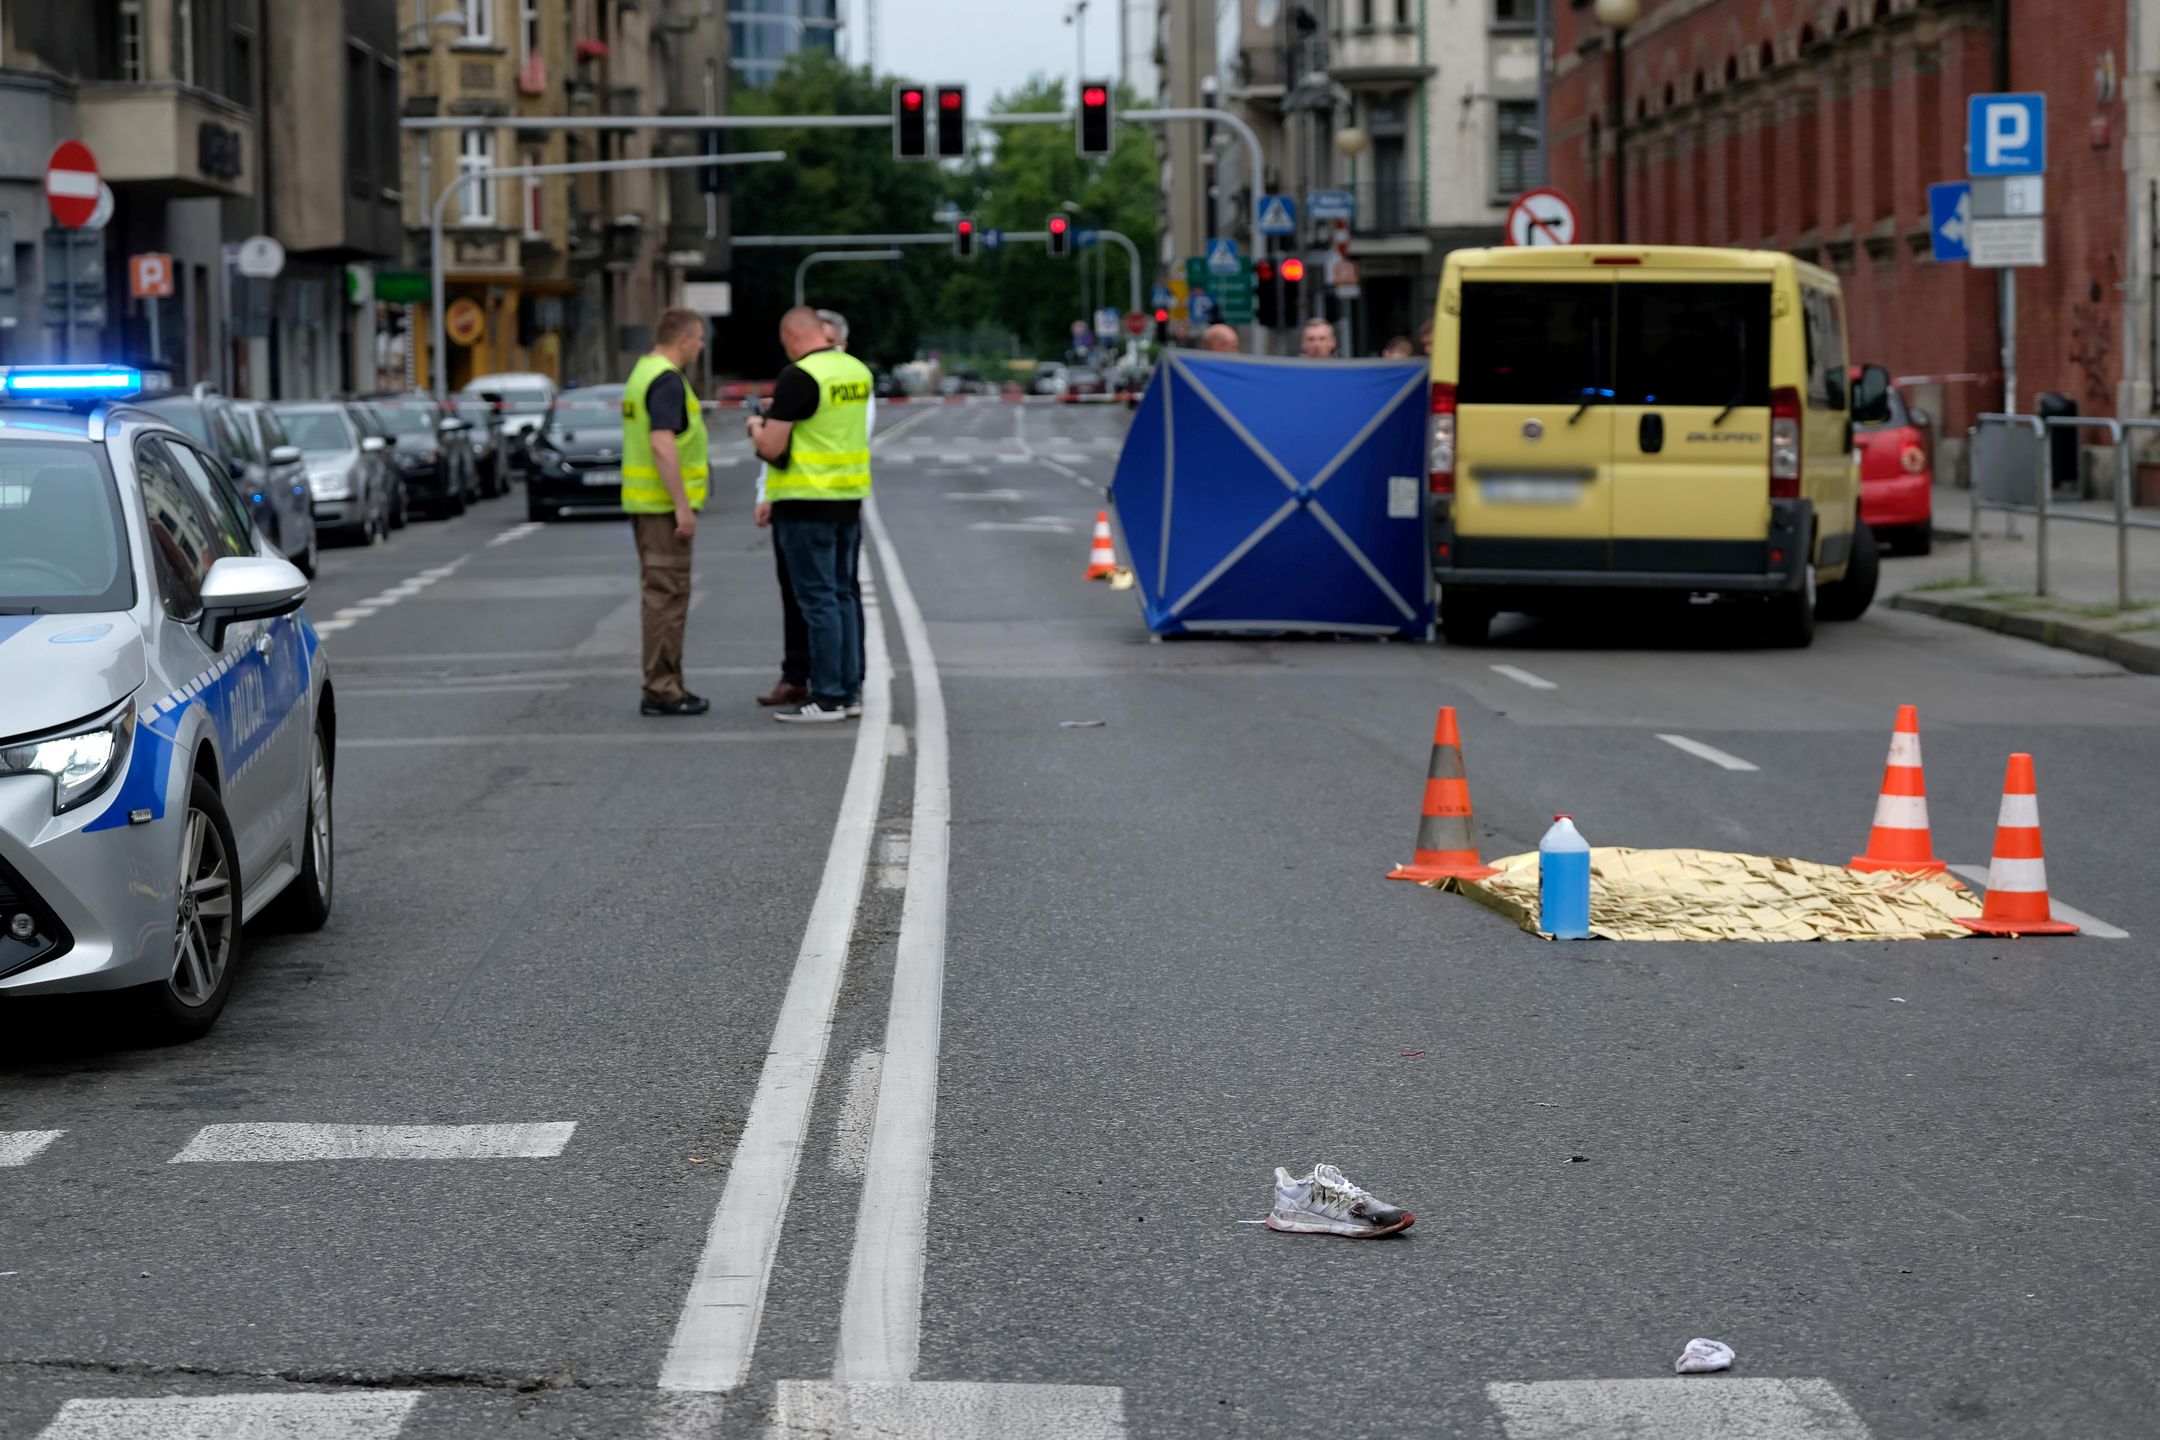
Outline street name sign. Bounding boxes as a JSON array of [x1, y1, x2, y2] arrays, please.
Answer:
[[1308, 189, 1355, 222]]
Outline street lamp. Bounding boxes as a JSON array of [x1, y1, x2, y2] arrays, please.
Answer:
[[1594, 0, 1640, 242]]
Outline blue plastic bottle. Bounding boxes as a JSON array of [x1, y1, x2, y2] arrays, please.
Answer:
[[1539, 814, 1591, 940]]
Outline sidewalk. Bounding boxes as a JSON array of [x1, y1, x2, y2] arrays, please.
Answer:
[[1884, 484, 2160, 675]]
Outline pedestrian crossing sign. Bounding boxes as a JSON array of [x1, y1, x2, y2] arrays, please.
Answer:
[[1256, 194, 1297, 235]]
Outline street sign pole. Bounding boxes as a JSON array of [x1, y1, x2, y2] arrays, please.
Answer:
[[61, 231, 71, 363], [2001, 271, 2016, 417], [147, 291, 159, 370], [1966, 92, 2045, 415]]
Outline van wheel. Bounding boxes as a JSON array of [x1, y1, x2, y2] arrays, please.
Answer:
[[1440, 591, 1494, 646], [1816, 524, 1879, 622], [1768, 566, 1817, 648]]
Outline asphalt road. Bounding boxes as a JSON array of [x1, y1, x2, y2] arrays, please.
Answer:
[[4, 398, 2157, 1439]]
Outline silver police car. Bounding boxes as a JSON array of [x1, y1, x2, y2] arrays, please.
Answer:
[[0, 366, 334, 1040]]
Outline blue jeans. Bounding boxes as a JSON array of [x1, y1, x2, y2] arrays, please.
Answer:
[[774, 513, 861, 706]]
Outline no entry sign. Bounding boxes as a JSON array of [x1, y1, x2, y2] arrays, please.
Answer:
[[46, 141, 100, 230]]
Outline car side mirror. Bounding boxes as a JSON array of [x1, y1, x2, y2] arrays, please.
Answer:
[[1849, 363, 1892, 426], [226, 456, 248, 480], [268, 444, 302, 466], [197, 554, 309, 650], [361, 435, 388, 453]]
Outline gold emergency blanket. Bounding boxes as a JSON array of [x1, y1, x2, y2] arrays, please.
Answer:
[[1439, 847, 1985, 942]]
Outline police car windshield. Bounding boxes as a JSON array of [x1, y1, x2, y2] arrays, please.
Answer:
[[277, 409, 355, 452], [0, 442, 134, 615]]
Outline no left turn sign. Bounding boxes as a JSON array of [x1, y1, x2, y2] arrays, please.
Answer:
[[1504, 187, 1579, 247]]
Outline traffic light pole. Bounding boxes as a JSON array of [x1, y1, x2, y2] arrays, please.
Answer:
[[736, 230, 1145, 319], [795, 249, 904, 307], [428, 150, 785, 395]]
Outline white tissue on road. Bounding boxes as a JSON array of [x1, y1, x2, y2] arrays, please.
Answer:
[[1675, 1338, 1736, 1373]]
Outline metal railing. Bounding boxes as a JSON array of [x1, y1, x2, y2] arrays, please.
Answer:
[[1971, 411, 2160, 608]]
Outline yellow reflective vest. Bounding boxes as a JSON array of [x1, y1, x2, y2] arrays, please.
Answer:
[[767, 348, 873, 503], [620, 354, 710, 514]]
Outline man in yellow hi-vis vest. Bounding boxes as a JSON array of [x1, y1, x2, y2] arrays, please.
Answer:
[[621, 308, 709, 716], [746, 306, 874, 723]]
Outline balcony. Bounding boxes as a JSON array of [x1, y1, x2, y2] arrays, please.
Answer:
[[1230, 44, 1287, 102], [1352, 180, 1420, 236], [77, 82, 255, 197], [1330, 26, 1431, 86]]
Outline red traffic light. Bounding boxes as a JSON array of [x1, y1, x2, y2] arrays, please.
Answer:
[[1153, 308, 1169, 322], [941, 91, 962, 109], [1255, 259, 1275, 282], [1083, 87, 1109, 107], [957, 219, 972, 233], [1049, 215, 1068, 234], [1279, 257, 1307, 283], [902, 89, 924, 109]]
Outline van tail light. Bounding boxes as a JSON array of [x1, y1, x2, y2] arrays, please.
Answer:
[[1770, 386, 1802, 498], [1429, 381, 1457, 495], [1899, 439, 1927, 474]]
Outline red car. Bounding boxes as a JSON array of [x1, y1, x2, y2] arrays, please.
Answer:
[[1852, 372, 1934, 554]]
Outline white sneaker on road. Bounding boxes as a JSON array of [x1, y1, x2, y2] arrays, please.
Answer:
[[1265, 1163, 1414, 1238], [776, 701, 849, 724]]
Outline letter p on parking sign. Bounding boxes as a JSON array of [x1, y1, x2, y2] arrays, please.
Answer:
[[1968, 92, 2045, 177]]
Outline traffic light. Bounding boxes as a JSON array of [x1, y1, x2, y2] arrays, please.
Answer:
[[1255, 258, 1277, 327], [935, 85, 967, 158], [1047, 214, 1070, 258], [1078, 81, 1115, 157], [954, 217, 975, 260], [1279, 256, 1307, 325], [1153, 306, 1169, 344], [893, 84, 928, 160]]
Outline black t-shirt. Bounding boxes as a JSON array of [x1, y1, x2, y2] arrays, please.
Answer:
[[766, 348, 859, 523], [646, 370, 690, 435]]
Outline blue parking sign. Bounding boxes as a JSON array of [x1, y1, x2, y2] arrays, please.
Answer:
[[1967, 93, 2045, 177], [1927, 182, 1971, 263]]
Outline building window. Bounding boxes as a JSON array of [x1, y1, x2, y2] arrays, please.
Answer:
[[523, 150, 545, 237], [346, 46, 370, 184], [459, 129, 497, 225], [1494, 0, 1533, 22], [377, 59, 400, 195], [119, 1, 146, 80], [519, 0, 540, 63], [176, 0, 195, 85], [462, 0, 494, 45], [1495, 99, 1539, 195], [229, 26, 253, 108]]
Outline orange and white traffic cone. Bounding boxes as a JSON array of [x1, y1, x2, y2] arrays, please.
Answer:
[[1084, 510, 1117, 580], [1850, 705, 1948, 874], [1958, 753, 2078, 936], [1387, 706, 1499, 882]]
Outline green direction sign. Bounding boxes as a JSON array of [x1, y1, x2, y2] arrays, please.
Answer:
[[1215, 257, 1256, 323], [1183, 256, 1211, 299], [375, 269, 431, 305]]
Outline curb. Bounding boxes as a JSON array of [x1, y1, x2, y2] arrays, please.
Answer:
[[1890, 592, 2160, 676]]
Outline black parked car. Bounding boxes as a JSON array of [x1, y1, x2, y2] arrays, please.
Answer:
[[360, 392, 480, 519], [524, 385, 627, 522], [137, 386, 319, 576], [443, 391, 512, 498]]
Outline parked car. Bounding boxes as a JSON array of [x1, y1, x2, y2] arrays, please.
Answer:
[[442, 391, 510, 498], [524, 385, 627, 522], [346, 400, 407, 529], [464, 372, 555, 482], [137, 387, 318, 577], [271, 401, 397, 546], [0, 365, 332, 1041], [1065, 367, 1107, 398], [1030, 362, 1070, 396], [873, 371, 904, 399], [359, 392, 479, 519], [1851, 367, 1934, 555]]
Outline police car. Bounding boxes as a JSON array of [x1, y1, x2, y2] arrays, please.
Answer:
[[0, 366, 333, 1040]]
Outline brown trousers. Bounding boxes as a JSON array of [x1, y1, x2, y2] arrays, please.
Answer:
[[632, 513, 694, 701]]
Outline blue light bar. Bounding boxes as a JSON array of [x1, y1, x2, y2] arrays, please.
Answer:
[[1, 366, 143, 398]]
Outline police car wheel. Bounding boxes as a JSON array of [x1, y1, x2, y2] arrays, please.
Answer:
[[268, 721, 334, 932], [132, 773, 242, 1041]]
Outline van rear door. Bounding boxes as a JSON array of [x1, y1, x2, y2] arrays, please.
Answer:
[[1452, 279, 1613, 571], [1609, 280, 1773, 572]]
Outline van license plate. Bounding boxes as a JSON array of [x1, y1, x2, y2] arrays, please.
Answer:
[[581, 470, 620, 486], [1480, 476, 1580, 506]]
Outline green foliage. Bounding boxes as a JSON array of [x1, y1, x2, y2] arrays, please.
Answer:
[[712, 57, 1160, 378]]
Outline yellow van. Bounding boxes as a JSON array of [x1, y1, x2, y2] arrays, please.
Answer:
[[1426, 245, 1886, 647]]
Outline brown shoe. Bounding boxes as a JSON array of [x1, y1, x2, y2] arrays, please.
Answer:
[[757, 680, 810, 707]]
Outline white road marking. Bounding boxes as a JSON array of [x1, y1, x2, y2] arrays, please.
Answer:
[[34, 1393, 422, 1440], [887, 724, 910, 758], [310, 555, 473, 643], [968, 520, 1075, 534], [942, 489, 1030, 502], [1948, 864, 2128, 938], [766, 1381, 1126, 1440], [0, 1131, 63, 1167], [831, 1050, 884, 1178], [1656, 733, 1761, 772], [836, 495, 950, 1382], [171, 1122, 575, 1162], [344, 682, 574, 697], [1486, 1378, 1870, 1439], [343, 731, 849, 748], [1490, 664, 1558, 691], [877, 831, 911, 891], [657, 579, 895, 1393]]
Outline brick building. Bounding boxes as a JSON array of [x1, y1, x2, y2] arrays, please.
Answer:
[[1547, 0, 2133, 483]]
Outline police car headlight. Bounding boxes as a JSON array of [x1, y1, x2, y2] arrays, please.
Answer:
[[0, 704, 135, 815], [310, 469, 352, 500]]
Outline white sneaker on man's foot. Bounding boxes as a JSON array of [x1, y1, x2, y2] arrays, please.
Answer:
[[1264, 1163, 1414, 1238], [775, 701, 848, 724]]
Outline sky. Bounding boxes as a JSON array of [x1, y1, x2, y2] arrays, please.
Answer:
[[857, 0, 1124, 107]]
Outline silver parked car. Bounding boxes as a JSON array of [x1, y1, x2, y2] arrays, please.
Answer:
[[464, 371, 556, 482], [0, 366, 334, 1041], [271, 401, 397, 546]]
